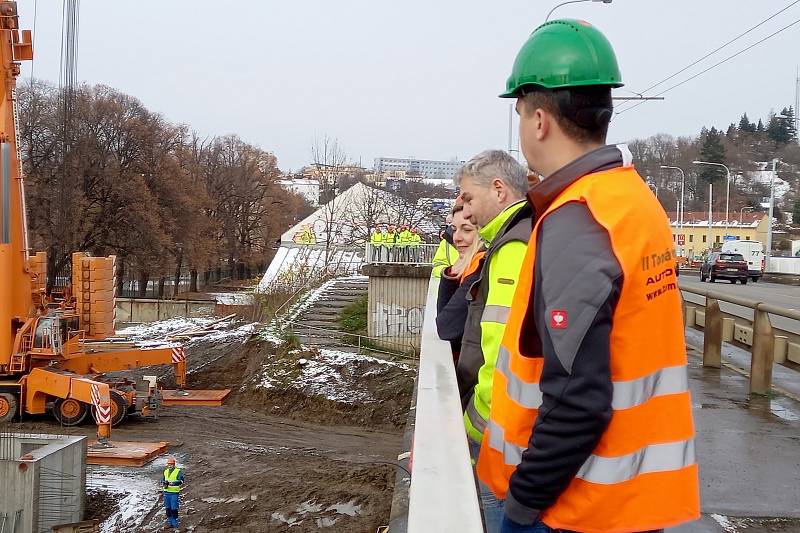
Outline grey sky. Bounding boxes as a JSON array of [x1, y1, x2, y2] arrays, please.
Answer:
[[20, 1, 800, 171]]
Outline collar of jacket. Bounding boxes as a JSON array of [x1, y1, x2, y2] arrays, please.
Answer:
[[528, 145, 625, 217], [479, 200, 527, 245]]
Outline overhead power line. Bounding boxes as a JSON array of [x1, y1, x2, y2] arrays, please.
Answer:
[[615, 0, 800, 115], [616, 17, 800, 117]]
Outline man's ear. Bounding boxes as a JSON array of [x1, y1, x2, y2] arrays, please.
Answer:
[[535, 108, 549, 141], [492, 177, 506, 203]]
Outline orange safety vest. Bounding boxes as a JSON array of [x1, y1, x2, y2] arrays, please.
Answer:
[[459, 250, 486, 283], [477, 166, 699, 533]]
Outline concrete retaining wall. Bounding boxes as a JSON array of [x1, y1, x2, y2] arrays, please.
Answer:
[[363, 264, 432, 353], [0, 434, 86, 533], [116, 298, 217, 323]]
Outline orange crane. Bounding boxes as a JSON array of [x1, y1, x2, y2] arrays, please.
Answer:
[[0, 2, 188, 444]]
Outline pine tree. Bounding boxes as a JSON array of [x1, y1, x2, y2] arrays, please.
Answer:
[[793, 200, 800, 226], [767, 109, 792, 145], [738, 113, 755, 132], [757, 118, 765, 132], [785, 106, 797, 143], [698, 127, 727, 185]]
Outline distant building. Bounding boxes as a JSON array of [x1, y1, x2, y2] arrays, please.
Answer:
[[301, 163, 367, 180], [278, 178, 320, 206], [667, 211, 769, 260], [374, 157, 464, 181]]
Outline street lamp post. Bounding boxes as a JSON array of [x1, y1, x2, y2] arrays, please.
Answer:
[[693, 160, 731, 239], [766, 158, 778, 264], [546, 0, 612, 21], [661, 165, 685, 257]]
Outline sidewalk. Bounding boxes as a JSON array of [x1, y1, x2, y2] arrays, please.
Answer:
[[667, 333, 800, 532]]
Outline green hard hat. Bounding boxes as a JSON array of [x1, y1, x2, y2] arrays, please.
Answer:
[[501, 19, 623, 98]]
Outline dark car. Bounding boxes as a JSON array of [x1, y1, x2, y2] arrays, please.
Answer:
[[700, 252, 748, 284]]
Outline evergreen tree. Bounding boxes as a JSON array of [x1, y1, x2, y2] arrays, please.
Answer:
[[697, 127, 727, 185], [767, 109, 792, 145], [738, 113, 755, 132], [757, 118, 765, 132], [793, 199, 800, 226], [786, 106, 797, 143], [726, 123, 737, 138]]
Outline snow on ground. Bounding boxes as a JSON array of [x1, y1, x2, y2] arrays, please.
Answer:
[[88, 465, 161, 533], [116, 317, 258, 346], [209, 292, 254, 305], [256, 347, 411, 403]]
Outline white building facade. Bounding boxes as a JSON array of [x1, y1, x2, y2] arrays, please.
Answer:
[[374, 157, 464, 180]]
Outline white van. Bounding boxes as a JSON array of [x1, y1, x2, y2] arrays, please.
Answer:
[[721, 240, 764, 281]]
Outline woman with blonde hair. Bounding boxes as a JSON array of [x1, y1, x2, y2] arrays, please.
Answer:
[[436, 203, 484, 363]]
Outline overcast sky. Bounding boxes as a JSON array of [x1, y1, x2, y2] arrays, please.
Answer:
[[20, 0, 800, 171]]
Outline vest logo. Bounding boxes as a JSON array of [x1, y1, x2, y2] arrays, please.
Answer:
[[551, 310, 568, 329]]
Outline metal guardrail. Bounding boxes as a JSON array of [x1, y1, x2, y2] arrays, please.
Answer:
[[407, 278, 482, 533], [364, 243, 438, 265], [680, 285, 800, 395]]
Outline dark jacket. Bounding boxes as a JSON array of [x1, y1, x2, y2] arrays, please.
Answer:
[[504, 145, 631, 525], [436, 267, 481, 360]]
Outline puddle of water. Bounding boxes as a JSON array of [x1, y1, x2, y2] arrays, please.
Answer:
[[769, 400, 800, 422]]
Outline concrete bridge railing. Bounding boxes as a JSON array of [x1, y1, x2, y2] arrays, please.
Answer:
[[407, 277, 483, 533], [681, 285, 800, 395]]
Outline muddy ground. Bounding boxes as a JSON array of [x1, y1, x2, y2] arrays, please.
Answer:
[[14, 319, 414, 532]]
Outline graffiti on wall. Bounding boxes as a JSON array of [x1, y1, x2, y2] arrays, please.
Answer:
[[373, 302, 424, 336]]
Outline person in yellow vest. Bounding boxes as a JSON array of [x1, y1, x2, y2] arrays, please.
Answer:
[[384, 224, 398, 261], [370, 225, 383, 262], [432, 213, 459, 277], [162, 456, 185, 530], [476, 20, 700, 533], [409, 227, 422, 261], [455, 149, 532, 532], [397, 224, 412, 261]]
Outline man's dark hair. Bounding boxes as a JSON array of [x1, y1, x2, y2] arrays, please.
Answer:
[[521, 86, 612, 145]]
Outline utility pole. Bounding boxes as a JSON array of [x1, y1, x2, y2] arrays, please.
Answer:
[[508, 104, 513, 153], [795, 66, 799, 144]]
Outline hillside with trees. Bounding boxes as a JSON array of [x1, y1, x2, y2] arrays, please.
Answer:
[[629, 106, 800, 222]]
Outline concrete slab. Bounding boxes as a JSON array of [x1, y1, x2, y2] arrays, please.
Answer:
[[86, 440, 168, 467], [161, 389, 231, 406]]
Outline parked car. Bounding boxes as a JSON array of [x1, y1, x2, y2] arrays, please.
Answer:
[[721, 240, 765, 282], [700, 252, 748, 284]]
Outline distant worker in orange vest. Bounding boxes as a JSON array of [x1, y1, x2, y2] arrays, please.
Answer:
[[477, 19, 700, 533]]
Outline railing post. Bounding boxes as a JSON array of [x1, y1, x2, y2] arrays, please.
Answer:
[[750, 304, 775, 396], [703, 297, 722, 368]]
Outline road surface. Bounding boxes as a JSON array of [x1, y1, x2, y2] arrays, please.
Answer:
[[680, 278, 800, 335]]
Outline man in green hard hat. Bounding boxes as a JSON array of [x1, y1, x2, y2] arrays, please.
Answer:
[[476, 19, 700, 533]]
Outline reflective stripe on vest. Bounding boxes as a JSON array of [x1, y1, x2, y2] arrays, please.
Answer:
[[497, 352, 688, 412], [481, 304, 511, 324], [476, 165, 699, 532]]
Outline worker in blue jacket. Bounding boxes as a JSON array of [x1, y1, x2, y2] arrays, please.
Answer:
[[162, 457, 185, 530]]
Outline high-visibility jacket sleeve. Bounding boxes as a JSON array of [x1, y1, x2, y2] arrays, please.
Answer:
[[431, 240, 456, 278], [505, 203, 621, 525], [471, 240, 528, 418]]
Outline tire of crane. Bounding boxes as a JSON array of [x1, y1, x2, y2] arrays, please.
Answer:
[[91, 390, 128, 427], [53, 398, 89, 426], [0, 393, 18, 423]]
